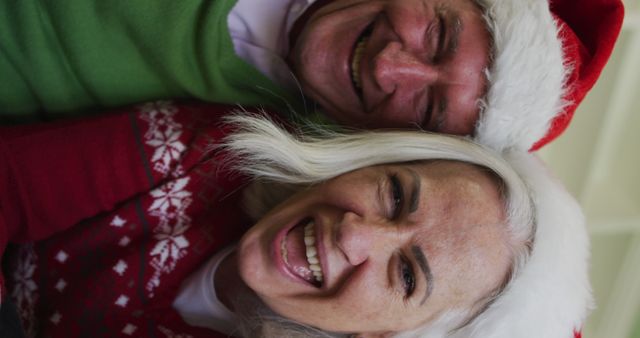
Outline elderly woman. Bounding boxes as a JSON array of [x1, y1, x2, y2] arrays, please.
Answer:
[[0, 101, 590, 338]]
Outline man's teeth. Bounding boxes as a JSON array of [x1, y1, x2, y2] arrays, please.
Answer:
[[304, 222, 323, 283], [351, 36, 368, 90]]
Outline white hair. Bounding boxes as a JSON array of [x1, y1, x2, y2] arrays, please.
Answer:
[[218, 113, 536, 337]]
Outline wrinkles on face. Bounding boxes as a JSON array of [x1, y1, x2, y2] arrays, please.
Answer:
[[290, 0, 490, 134], [238, 161, 512, 334]]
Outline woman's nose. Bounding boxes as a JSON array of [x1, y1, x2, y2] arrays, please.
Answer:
[[336, 211, 394, 266], [373, 41, 438, 94]]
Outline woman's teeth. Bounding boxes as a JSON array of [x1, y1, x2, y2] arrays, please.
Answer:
[[280, 220, 324, 286], [304, 222, 323, 283], [351, 35, 368, 91]]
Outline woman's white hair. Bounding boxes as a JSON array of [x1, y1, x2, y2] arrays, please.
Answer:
[[218, 113, 536, 337]]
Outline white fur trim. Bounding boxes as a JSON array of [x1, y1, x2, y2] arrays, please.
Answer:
[[473, 0, 568, 151], [450, 152, 592, 338], [395, 153, 592, 338]]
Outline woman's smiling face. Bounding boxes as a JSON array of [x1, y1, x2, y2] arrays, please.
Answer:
[[237, 161, 513, 335]]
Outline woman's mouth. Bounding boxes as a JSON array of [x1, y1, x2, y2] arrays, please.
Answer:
[[281, 219, 324, 287], [350, 24, 374, 96]]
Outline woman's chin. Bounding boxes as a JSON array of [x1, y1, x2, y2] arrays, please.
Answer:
[[236, 230, 268, 289]]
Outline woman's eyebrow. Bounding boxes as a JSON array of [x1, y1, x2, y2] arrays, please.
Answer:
[[408, 169, 421, 213], [411, 245, 433, 305]]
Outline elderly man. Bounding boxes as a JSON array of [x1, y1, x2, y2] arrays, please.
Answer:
[[0, 0, 623, 150]]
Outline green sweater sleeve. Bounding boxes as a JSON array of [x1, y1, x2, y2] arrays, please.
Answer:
[[0, 0, 301, 122]]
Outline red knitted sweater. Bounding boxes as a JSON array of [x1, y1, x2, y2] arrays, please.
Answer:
[[1, 101, 253, 337]]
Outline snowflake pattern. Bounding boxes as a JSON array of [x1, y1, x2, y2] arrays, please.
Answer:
[[138, 102, 194, 297], [5, 101, 223, 336], [139, 101, 186, 176], [149, 219, 191, 269], [10, 245, 39, 337], [11, 250, 38, 306], [146, 199, 193, 295], [148, 178, 192, 217]]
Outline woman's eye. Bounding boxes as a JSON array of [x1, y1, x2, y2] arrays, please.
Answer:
[[400, 257, 416, 297], [389, 174, 404, 219], [424, 92, 434, 128]]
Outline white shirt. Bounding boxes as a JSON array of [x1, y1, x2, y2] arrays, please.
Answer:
[[172, 246, 238, 335], [227, 0, 317, 91]]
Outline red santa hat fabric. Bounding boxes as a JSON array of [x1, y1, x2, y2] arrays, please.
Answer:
[[474, 0, 624, 151], [531, 0, 625, 150]]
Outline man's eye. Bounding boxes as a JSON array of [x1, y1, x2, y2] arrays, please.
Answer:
[[400, 256, 416, 297], [434, 15, 446, 62], [390, 174, 404, 219]]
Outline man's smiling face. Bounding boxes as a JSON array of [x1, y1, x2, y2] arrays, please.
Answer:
[[288, 0, 491, 135]]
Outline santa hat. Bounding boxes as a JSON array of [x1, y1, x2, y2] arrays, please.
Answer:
[[446, 152, 592, 338], [473, 0, 624, 151]]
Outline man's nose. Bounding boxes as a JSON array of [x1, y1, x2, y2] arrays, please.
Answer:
[[373, 41, 438, 94], [336, 212, 395, 266]]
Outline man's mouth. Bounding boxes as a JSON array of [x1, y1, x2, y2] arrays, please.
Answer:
[[350, 24, 374, 95], [281, 219, 324, 287]]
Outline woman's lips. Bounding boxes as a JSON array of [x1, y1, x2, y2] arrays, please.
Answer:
[[276, 219, 324, 288]]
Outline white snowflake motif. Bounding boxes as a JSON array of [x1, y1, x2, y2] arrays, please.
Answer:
[[12, 260, 38, 304], [146, 214, 192, 296], [138, 101, 179, 136], [148, 177, 192, 217], [11, 251, 38, 306], [149, 221, 190, 269], [140, 108, 194, 296], [10, 245, 39, 337], [138, 101, 185, 176], [146, 127, 186, 175]]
